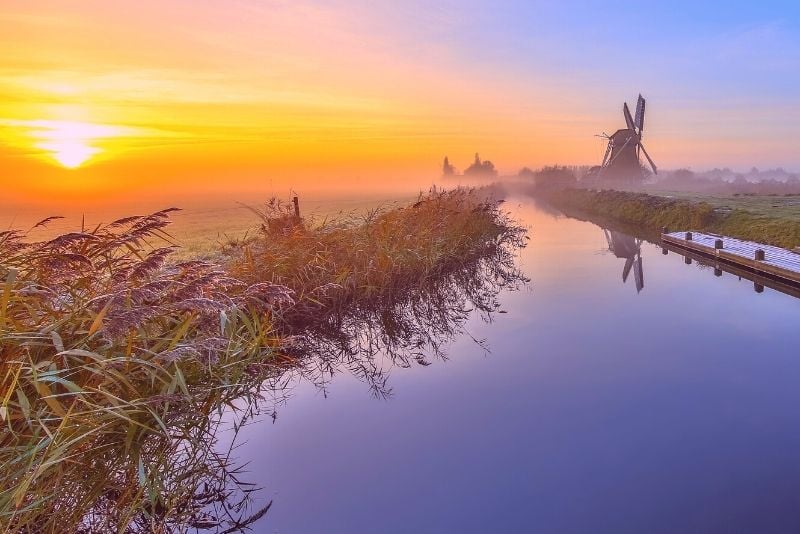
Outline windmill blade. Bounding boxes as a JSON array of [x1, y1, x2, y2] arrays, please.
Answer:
[[635, 95, 646, 134], [601, 139, 613, 167], [622, 257, 634, 282], [623, 103, 636, 130], [634, 256, 644, 292], [638, 142, 658, 174]]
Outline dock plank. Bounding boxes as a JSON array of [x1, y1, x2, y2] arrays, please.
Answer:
[[662, 231, 800, 286], [660, 241, 800, 299]]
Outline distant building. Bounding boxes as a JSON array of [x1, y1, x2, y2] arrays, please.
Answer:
[[464, 153, 497, 177]]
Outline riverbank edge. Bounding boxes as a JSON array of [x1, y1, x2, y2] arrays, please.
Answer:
[[538, 188, 800, 250]]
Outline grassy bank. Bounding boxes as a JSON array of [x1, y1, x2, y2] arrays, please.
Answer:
[[0, 188, 524, 532], [542, 188, 800, 249]]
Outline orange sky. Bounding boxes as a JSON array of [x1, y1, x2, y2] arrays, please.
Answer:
[[2, 1, 799, 208], [0, 1, 545, 206]]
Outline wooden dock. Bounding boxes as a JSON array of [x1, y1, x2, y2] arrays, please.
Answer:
[[661, 230, 800, 290]]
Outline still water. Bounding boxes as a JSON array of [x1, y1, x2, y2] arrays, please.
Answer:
[[234, 198, 800, 533]]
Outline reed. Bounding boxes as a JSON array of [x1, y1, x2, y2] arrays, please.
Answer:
[[0, 210, 285, 531], [226, 188, 519, 329], [1, 187, 525, 532]]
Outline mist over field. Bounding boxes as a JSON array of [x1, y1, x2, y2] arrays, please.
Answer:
[[8, 159, 800, 258]]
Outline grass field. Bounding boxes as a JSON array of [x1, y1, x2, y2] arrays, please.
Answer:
[[1, 195, 416, 260], [540, 188, 800, 250], [645, 190, 800, 222]]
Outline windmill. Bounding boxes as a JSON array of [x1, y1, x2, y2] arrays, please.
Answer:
[[603, 228, 644, 293], [596, 95, 657, 180]]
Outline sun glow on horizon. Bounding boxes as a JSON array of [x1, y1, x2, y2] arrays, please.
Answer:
[[3, 119, 125, 169], [32, 120, 124, 169], [40, 137, 99, 168]]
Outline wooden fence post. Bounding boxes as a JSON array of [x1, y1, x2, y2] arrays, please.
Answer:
[[292, 196, 300, 219]]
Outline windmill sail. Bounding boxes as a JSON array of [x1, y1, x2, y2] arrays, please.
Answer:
[[623, 103, 635, 130], [622, 257, 634, 282], [639, 142, 658, 174], [634, 256, 644, 292], [634, 95, 645, 134]]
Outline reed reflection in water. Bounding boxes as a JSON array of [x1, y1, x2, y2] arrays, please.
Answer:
[[285, 225, 528, 399], [76, 219, 527, 532]]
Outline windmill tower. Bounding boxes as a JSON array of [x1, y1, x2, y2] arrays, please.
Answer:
[[597, 95, 657, 180]]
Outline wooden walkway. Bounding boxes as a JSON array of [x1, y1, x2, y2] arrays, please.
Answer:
[[661, 231, 800, 288]]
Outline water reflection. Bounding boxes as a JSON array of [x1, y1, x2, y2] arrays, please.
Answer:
[[602, 228, 644, 293], [244, 200, 800, 534], [277, 223, 529, 399], [661, 241, 800, 299], [599, 225, 800, 300], [78, 416, 275, 533], [75, 221, 528, 533]]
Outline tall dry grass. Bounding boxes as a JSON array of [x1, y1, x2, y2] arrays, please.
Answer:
[[227, 188, 520, 328], [1, 187, 526, 532], [0, 210, 286, 531]]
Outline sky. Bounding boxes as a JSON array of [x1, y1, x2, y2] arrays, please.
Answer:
[[2, 0, 800, 207]]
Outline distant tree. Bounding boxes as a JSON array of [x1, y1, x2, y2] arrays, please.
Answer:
[[442, 156, 456, 176], [464, 153, 498, 177], [533, 166, 577, 191], [518, 167, 535, 179]]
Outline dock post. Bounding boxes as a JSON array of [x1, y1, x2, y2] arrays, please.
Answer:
[[714, 266, 722, 277], [684, 256, 692, 265], [754, 282, 764, 293], [662, 248, 668, 255], [685, 232, 693, 241], [754, 249, 765, 261], [714, 239, 723, 250], [292, 196, 300, 219]]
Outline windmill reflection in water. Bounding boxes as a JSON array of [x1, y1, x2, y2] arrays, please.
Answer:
[[603, 228, 644, 293]]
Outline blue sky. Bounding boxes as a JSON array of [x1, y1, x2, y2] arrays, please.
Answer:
[[347, 0, 800, 168]]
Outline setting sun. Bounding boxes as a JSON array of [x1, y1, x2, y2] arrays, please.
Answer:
[[31, 120, 121, 169], [1, 118, 127, 170], [41, 138, 97, 169]]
